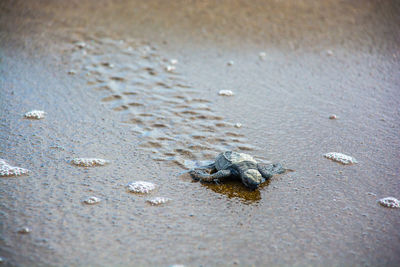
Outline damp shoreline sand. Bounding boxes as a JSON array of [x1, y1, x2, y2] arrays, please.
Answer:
[[0, 0, 399, 266]]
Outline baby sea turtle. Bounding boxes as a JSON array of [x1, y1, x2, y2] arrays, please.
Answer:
[[189, 151, 287, 190]]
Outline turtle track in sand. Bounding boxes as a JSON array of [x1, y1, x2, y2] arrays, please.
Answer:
[[63, 32, 255, 168]]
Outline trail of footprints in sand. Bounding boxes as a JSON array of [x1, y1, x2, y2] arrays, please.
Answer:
[[67, 35, 255, 168]]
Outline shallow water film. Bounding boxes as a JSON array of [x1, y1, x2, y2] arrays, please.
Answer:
[[1, 0, 400, 266]]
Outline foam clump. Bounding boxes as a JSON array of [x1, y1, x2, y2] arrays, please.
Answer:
[[71, 158, 109, 167], [329, 114, 337, 120], [24, 110, 46, 119], [165, 65, 176, 72], [259, 52, 267, 59], [18, 227, 31, 234], [83, 196, 101, 205], [126, 181, 156, 193], [218, 90, 234, 96], [378, 197, 400, 208], [75, 41, 86, 49], [146, 197, 171, 205], [323, 152, 357, 165], [0, 159, 29, 177]]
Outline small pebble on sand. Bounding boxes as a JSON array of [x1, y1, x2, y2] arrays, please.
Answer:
[[126, 181, 156, 194], [68, 70, 76, 75], [326, 50, 333, 56], [227, 60, 234, 66], [170, 59, 178, 65], [165, 65, 176, 72], [146, 197, 171, 205], [324, 152, 357, 165], [18, 227, 31, 234], [218, 90, 234, 96], [0, 159, 29, 177], [235, 123, 242, 128], [24, 110, 46, 119], [259, 52, 267, 60], [83, 196, 101, 205], [378, 197, 400, 208], [71, 158, 109, 167]]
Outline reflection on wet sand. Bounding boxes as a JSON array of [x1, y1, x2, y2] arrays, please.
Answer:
[[181, 171, 272, 203], [202, 180, 266, 203]]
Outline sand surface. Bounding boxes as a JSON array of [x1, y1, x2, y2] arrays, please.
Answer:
[[1, 0, 400, 266]]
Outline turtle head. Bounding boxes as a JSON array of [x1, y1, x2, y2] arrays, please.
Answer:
[[241, 169, 264, 190]]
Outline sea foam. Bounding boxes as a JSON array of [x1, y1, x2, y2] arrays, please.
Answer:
[[323, 152, 357, 165], [146, 197, 171, 205], [83, 196, 101, 205], [378, 197, 400, 208], [0, 159, 29, 177], [126, 181, 156, 193], [71, 158, 109, 167], [24, 110, 46, 119]]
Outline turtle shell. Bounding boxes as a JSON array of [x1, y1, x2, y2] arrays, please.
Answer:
[[215, 151, 257, 170]]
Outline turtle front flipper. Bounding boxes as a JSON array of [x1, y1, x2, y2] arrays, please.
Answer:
[[189, 169, 232, 182], [257, 163, 285, 179]]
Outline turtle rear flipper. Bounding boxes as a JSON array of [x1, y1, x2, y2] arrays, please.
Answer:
[[257, 163, 287, 179], [189, 169, 232, 182]]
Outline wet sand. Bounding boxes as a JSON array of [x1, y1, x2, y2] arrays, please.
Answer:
[[1, 0, 400, 266]]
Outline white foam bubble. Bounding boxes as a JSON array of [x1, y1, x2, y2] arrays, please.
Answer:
[[170, 59, 178, 65], [378, 197, 400, 208], [126, 181, 156, 193], [18, 227, 31, 234], [323, 152, 357, 165], [24, 110, 46, 119], [146, 197, 171, 205], [75, 41, 86, 49], [83, 196, 101, 205], [218, 90, 234, 96], [259, 52, 267, 59], [0, 159, 30, 177], [329, 114, 337, 119], [165, 65, 176, 72], [71, 158, 109, 167]]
